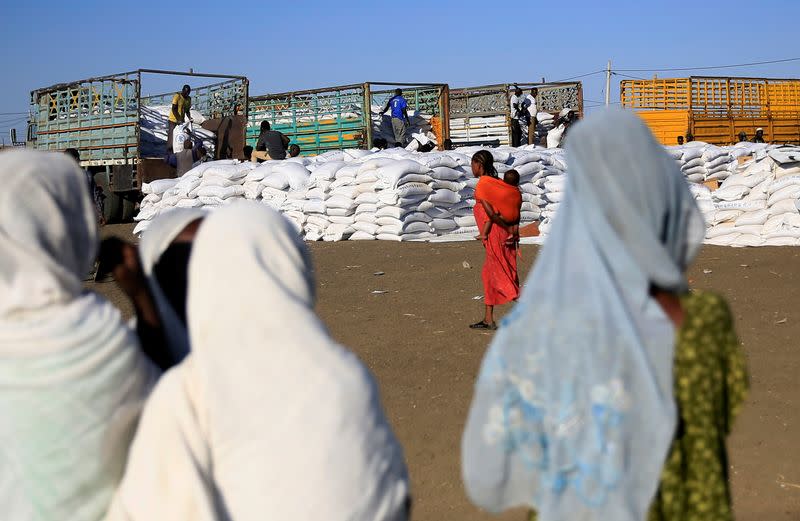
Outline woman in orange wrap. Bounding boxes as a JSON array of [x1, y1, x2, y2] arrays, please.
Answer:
[[470, 150, 521, 330]]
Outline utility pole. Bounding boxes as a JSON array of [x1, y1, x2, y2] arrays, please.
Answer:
[[605, 60, 612, 106]]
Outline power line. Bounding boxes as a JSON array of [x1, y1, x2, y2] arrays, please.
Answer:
[[549, 70, 606, 83], [0, 111, 27, 116], [0, 116, 27, 125], [613, 72, 647, 81], [615, 56, 800, 73]]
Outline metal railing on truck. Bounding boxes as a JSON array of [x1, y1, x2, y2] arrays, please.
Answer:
[[29, 68, 249, 166], [448, 82, 584, 146], [28, 69, 248, 222], [247, 82, 450, 155], [620, 76, 800, 145]]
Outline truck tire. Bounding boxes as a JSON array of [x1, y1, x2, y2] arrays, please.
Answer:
[[95, 175, 122, 224], [103, 191, 123, 224], [122, 196, 138, 222]]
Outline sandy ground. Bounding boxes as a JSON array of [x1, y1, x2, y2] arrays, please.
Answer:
[[94, 224, 800, 520]]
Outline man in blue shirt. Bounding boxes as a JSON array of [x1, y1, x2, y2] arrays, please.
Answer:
[[381, 88, 411, 146]]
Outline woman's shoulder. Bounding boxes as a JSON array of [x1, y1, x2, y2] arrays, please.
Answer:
[[680, 290, 734, 330]]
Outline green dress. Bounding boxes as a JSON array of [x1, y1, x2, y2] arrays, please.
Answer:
[[649, 291, 748, 521], [529, 291, 748, 521]]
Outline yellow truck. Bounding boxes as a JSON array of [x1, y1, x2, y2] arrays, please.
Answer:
[[620, 76, 800, 146]]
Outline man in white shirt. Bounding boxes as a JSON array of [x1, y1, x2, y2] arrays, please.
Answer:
[[510, 86, 526, 147], [526, 88, 539, 145]]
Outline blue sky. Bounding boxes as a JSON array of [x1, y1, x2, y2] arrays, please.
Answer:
[[2, 0, 799, 144]]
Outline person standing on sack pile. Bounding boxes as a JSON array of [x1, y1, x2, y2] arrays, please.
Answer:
[[103, 203, 410, 521], [752, 128, 766, 143], [469, 150, 520, 331], [288, 143, 301, 158], [168, 84, 193, 152], [461, 110, 748, 521], [526, 88, 539, 145], [381, 88, 411, 146], [677, 135, 684, 145], [252, 120, 290, 162], [510, 86, 527, 147], [737, 131, 748, 143], [0, 149, 157, 521]]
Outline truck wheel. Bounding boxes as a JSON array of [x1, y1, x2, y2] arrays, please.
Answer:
[[122, 197, 138, 222], [102, 191, 123, 224]]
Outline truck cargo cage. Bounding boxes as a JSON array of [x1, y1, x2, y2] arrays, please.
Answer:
[[620, 76, 800, 145], [247, 82, 450, 155], [30, 69, 248, 166], [28, 69, 249, 222], [448, 82, 583, 147]]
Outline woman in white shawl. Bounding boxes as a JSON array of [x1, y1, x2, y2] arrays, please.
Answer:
[[0, 150, 157, 521], [105, 202, 410, 521], [107, 208, 205, 366], [138, 208, 204, 359], [462, 110, 716, 521]]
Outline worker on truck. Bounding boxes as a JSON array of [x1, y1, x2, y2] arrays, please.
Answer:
[[753, 128, 766, 143], [168, 85, 193, 151], [510, 86, 527, 147], [381, 89, 411, 146], [252, 121, 290, 162], [165, 138, 207, 176], [526, 88, 539, 145]]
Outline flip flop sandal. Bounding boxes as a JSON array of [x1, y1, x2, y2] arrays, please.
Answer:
[[469, 321, 498, 330]]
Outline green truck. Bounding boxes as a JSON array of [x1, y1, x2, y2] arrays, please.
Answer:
[[28, 69, 248, 221], [247, 82, 450, 155]]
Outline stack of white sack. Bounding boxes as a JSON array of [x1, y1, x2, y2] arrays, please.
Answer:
[[139, 105, 217, 157], [664, 141, 768, 184], [133, 160, 255, 235], [306, 149, 468, 242], [135, 143, 800, 248], [536, 112, 556, 137], [133, 146, 566, 242], [405, 132, 439, 152], [686, 146, 800, 247]]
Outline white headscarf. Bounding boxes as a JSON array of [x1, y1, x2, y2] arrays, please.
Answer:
[[0, 149, 157, 521], [105, 202, 410, 521], [138, 208, 206, 361], [462, 110, 705, 521]]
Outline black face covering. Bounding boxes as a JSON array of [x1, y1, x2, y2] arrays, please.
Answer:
[[153, 242, 193, 326]]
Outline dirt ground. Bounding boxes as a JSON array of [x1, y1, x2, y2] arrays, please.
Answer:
[[94, 225, 800, 521]]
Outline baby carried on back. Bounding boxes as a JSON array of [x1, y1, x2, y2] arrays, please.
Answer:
[[476, 169, 522, 245]]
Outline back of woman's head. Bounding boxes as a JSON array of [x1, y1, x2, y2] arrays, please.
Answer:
[[188, 203, 315, 329], [564, 109, 705, 289], [471, 150, 497, 177], [0, 149, 97, 315]]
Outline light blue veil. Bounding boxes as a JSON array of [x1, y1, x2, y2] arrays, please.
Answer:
[[461, 110, 705, 521]]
